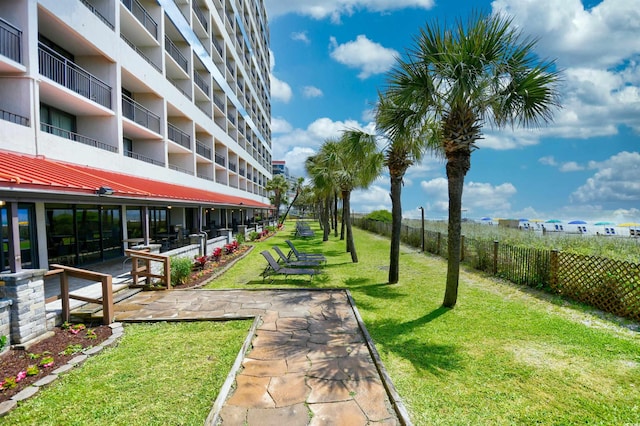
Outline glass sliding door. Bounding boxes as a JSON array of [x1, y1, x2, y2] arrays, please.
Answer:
[[1, 204, 38, 272]]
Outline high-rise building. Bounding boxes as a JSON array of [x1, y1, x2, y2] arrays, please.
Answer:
[[0, 0, 272, 270]]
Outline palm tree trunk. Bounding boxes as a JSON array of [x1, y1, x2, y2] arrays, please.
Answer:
[[389, 174, 403, 284], [322, 195, 331, 241], [333, 192, 339, 237], [343, 190, 358, 262], [340, 193, 346, 241], [443, 150, 471, 308], [280, 192, 299, 226]]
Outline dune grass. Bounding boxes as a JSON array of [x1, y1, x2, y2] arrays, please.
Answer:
[[205, 221, 640, 425], [4, 321, 250, 426]]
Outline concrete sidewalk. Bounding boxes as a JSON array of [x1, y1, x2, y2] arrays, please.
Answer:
[[113, 289, 408, 425]]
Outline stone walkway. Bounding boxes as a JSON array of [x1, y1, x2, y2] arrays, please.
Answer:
[[113, 289, 404, 425]]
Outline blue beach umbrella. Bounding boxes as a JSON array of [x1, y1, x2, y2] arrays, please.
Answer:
[[568, 220, 587, 224]]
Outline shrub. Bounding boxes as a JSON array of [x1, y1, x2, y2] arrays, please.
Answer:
[[171, 256, 193, 286], [211, 247, 223, 260], [248, 231, 260, 241], [235, 233, 245, 244], [365, 210, 392, 223]]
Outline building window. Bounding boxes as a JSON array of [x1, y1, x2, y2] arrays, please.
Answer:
[[40, 103, 76, 136], [1, 204, 38, 271]]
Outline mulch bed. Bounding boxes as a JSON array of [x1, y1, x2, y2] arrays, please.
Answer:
[[0, 325, 112, 402], [172, 244, 254, 289]]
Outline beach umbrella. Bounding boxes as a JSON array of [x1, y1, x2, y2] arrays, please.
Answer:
[[481, 217, 491, 221], [518, 218, 529, 222], [618, 222, 640, 227], [594, 221, 615, 226], [545, 219, 562, 223], [568, 220, 587, 224], [529, 219, 543, 223]]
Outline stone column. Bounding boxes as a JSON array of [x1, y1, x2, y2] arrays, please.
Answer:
[[0, 269, 48, 344]]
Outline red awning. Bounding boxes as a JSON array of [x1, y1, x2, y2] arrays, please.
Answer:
[[0, 150, 271, 208]]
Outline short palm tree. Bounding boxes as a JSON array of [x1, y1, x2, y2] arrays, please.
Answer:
[[375, 92, 438, 284], [385, 12, 561, 306], [265, 174, 289, 223], [279, 177, 305, 225], [305, 143, 338, 242]]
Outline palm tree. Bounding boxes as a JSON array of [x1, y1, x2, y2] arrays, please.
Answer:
[[279, 177, 305, 225], [334, 130, 384, 263], [265, 174, 289, 223], [305, 143, 339, 242], [385, 12, 561, 307], [375, 93, 438, 284]]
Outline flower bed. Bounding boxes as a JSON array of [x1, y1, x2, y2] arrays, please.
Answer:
[[172, 243, 252, 289]]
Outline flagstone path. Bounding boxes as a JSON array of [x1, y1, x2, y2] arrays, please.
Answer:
[[113, 288, 404, 425]]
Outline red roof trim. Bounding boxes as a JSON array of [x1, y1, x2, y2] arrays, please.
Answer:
[[0, 150, 271, 208]]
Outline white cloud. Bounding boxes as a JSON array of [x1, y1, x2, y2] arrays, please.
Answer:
[[351, 184, 391, 213], [489, 0, 640, 141], [570, 151, 640, 204], [291, 31, 310, 44], [420, 177, 517, 217], [302, 86, 323, 98], [329, 35, 398, 79], [282, 146, 317, 177], [539, 156, 584, 172], [270, 74, 293, 103], [265, 0, 435, 23], [478, 128, 542, 150], [271, 117, 293, 134]]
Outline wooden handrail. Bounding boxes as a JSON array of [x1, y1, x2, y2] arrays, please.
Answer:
[[46, 264, 114, 325], [125, 249, 171, 289]]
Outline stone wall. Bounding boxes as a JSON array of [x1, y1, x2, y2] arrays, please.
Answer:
[[0, 298, 12, 353], [0, 269, 48, 345]]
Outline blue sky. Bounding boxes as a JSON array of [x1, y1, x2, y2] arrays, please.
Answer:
[[264, 0, 640, 222]]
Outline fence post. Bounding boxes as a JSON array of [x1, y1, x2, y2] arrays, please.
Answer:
[[550, 249, 558, 288], [437, 232, 441, 255], [493, 240, 499, 275], [460, 235, 465, 262]]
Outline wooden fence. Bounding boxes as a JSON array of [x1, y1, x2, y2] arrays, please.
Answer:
[[354, 218, 640, 322]]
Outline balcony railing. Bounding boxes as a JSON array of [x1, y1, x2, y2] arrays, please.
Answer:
[[214, 153, 226, 166], [212, 37, 223, 57], [194, 70, 209, 96], [38, 43, 112, 109], [121, 0, 157, 39], [239, 167, 245, 177], [196, 140, 212, 159], [81, 0, 114, 30], [227, 112, 236, 126], [197, 103, 212, 118], [1, 108, 29, 127], [197, 173, 213, 181], [164, 35, 188, 73], [41, 122, 117, 153], [225, 60, 235, 77], [228, 161, 236, 172], [125, 149, 164, 166], [122, 95, 160, 133], [169, 164, 191, 175], [121, 35, 161, 72], [168, 123, 191, 149], [213, 94, 224, 111], [192, 2, 208, 32], [0, 17, 22, 63]]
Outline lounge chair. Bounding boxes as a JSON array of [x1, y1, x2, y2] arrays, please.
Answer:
[[285, 240, 327, 263], [273, 246, 323, 267], [295, 221, 315, 238], [260, 250, 321, 282]]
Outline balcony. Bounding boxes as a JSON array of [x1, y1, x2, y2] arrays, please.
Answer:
[[214, 153, 226, 167], [168, 123, 191, 150], [1, 108, 29, 127], [41, 122, 117, 153], [0, 18, 22, 63], [228, 161, 236, 172], [164, 35, 188, 73], [213, 94, 224, 111], [38, 43, 112, 109], [81, 0, 114, 30], [121, 0, 157, 39], [212, 37, 223, 57], [194, 70, 209, 96], [192, 2, 208, 32], [125, 149, 164, 166], [121, 35, 161, 72], [122, 95, 160, 134], [196, 140, 212, 160], [169, 164, 191, 175]]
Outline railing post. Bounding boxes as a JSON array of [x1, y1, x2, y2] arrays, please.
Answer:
[[101, 275, 113, 325], [493, 240, 499, 275], [165, 256, 171, 290], [61, 271, 70, 323]]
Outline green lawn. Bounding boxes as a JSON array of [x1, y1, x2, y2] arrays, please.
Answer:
[[4, 321, 250, 426], [206, 221, 640, 425]]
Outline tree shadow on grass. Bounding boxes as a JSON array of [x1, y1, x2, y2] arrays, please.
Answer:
[[368, 307, 464, 375]]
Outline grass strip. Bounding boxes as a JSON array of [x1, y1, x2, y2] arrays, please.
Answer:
[[5, 320, 250, 426], [206, 221, 640, 425]]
